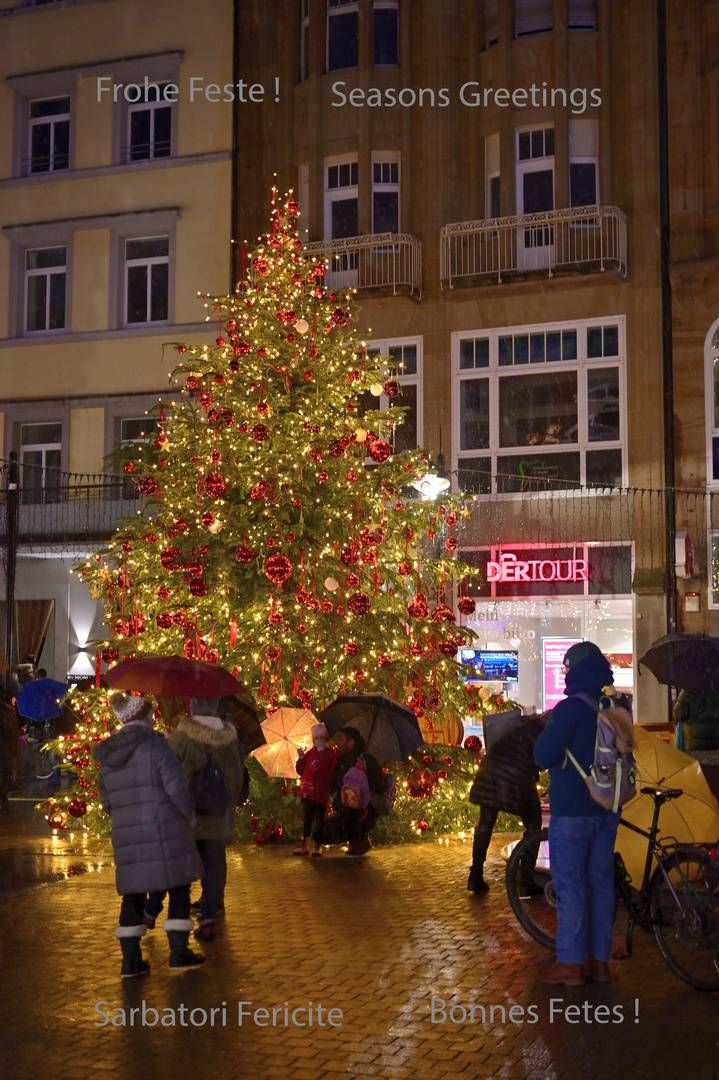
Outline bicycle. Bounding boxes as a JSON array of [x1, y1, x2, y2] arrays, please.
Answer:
[[505, 787, 719, 991]]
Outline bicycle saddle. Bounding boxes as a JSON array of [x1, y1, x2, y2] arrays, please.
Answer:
[[640, 786, 683, 803]]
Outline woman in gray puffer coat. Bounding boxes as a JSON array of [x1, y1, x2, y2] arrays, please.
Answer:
[[94, 693, 205, 977]]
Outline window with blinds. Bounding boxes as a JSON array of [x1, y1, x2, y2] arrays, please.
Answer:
[[484, 0, 498, 48], [568, 0, 596, 30], [514, 0, 553, 37]]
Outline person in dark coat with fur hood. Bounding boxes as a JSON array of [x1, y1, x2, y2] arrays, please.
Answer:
[[167, 697, 243, 941], [467, 712, 549, 893], [93, 693, 205, 977]]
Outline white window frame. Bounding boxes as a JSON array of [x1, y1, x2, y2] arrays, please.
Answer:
[[373, 0, 399, 67], [326, 0, 359, 73], [19, 421, 63, 503], [324, 154, 359, 241], [366, 336, 423, 449], [451, 316, 627, 497], [124, 236, 170, 327], [28, 95, 70, 174], [24, 245, 67, 335], [371, 151, 401, 234], [126, 84, 173, 162]]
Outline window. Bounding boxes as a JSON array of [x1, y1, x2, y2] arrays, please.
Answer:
[[125, 237, 169, 325], [484, 0, 499, 48], [127, 84, 172, 161], [452, 317, 625, 495], [486, 134, 500, 219], [118, 416, 160, 496], [24, 247, 66, 334], [325, 157, 359, 240], [569, 120, 598, 208], [20, 422, 62, 504], [517, 127, 554, 268], [300, 0, 310, 81], [374, 0, 399, 66], [568, 0, 596, 29], [372, 153, 400, 233], [515, 0, 553, 37], [705, 325, 719, 485], [29, 97, 69, 173], [366, 337, 422, 451], [327, 0, 358, 72]]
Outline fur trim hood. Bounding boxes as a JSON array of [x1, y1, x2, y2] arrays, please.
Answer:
[[176, 715, 238, 749]]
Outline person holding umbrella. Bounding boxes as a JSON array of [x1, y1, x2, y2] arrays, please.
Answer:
[[94, 693, 205, 976]]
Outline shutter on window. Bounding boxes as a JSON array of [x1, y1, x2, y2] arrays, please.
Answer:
[[569, 119, 598, 157], [484, 0, 498, 47], [514, 0, 553, 36], [485, 133, 500, 177], [568, 0, 596, 29]]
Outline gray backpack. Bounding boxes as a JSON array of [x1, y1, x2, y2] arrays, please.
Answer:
[[564, 693, 639, 813]]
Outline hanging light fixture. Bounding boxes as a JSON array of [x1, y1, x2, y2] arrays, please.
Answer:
[[413, 427, 451, 501]]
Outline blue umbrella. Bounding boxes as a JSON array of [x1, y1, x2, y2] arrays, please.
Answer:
[[16, 678, 68, 722]]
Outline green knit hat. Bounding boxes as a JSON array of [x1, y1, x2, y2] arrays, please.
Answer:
[[563, 641, 603, 669]]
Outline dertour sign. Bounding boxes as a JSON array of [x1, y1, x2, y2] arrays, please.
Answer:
[[486, 552, 589, 584]]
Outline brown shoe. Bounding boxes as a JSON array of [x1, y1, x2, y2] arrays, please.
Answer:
[[537, 960, 585, 986], [589, 958, 614, 983]]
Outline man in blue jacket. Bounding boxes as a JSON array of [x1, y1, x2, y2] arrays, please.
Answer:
[[533, 641, 618, 986]]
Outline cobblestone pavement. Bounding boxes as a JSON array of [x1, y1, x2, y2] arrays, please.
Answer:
[[1, 805, 718, 1080]]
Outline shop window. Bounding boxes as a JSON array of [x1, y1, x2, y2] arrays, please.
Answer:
[[365, 336, 422, 450], [374, 0, 399, 66], [300, 0, 310, 81], [29, 97, 69, 173], [587, 546, 632, 594], [453, 317, 625, 493], [124, 237, 169, 325], [515, 0, 553, 38], [327, 0, 358, 72], [25, 246, 66, 333]]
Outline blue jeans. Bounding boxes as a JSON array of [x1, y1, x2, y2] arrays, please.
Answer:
[[549, 813, 620, 964]]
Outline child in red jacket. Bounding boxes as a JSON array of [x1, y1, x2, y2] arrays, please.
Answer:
[[294, 723, 335, 856]]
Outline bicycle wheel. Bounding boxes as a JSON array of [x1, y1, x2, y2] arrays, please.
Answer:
[[505, 829, 556, 950], [649, 847, 719, 991]]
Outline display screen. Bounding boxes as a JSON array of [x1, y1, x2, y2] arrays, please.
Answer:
[[460, 649, 519, 683]]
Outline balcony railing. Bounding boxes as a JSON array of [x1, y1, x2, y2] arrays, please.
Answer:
[[0, 464, 140, 545], [303, 233, 422, 299], [440, 205, 627, 288]]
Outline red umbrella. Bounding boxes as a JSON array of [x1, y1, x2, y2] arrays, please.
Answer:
[[103, 655, 245, 699]]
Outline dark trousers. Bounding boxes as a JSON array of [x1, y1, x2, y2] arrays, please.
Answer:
[[196, 838, 226, 924], [302, 798, 326, 839], [471, 802, 543, 873], [314, 809, 366, 846], [120, 884, 191, 926]]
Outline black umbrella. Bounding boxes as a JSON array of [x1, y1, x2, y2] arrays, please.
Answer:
[[319, 692, 422, 760], [638, 632, 719, 696]]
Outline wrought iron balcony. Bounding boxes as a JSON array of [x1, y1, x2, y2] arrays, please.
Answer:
[[303, 233, 422, 299], [440, 205, 627, 288]]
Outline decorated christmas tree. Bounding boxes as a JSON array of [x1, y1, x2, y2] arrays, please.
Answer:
[[48, 190, 493, 835]]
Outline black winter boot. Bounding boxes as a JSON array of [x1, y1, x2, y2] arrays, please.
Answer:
[[467, 867, 489, 893], [116, 925, 151, 978], [164, 919, 206, 970]]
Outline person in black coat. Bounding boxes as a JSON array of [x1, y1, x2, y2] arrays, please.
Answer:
[[467, 712, 549, 892]]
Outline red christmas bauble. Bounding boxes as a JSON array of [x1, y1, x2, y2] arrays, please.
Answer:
[[174, 518, 188, 532], [398, 561, 413, 576], [156, 585, 171, 600], [201, 511, 216, 527], [344, 642, 358, 656], [411, 642, 424, 657], [138, 477, 158, 495], [322, 599, 333, 614], [205, 473, 227, 498], [101, 647, 119, 664], [439, 641, 458, 657], [160, 546, 181, 570], [445, 511, 459, 528], [329, 441, 345, 458], [226, 318, 237, 331], [123, 461, 134, 473], [348, 591, 371, 615], [345, 573, 360, 589], [378, 654, 393, 667], [332, 308, 350, 326], [144, 533, 158, 543], [156, 613, 172, 629], [178, 345, 187, 354], [67, 798, 87, 818], [268, 611, 283, 626], [432, 603, 456, 624], [368, 439, 391, 463], [297, 689, 312, 709], [445, 537, 459, 552], [407, 596, 428, 619], [464, 735, 483, 752], [251, 423, 270, 443], [189, 580, 208, 597], [235, 544, 255, 563], [383, 379, 400, 398], [346, 469, 358, 483], [361, 548, 375, 565], [458, 596, 476, 616], [318, 471, 328, 483], [313, 658, 322, 669], [264, 554, 293, 584], [417, 820, 428, 832], [236, 340, 251, 355]]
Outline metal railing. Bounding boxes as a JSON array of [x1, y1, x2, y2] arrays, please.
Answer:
[[440, 205, 628, 288], [303, 233, 422, 299]]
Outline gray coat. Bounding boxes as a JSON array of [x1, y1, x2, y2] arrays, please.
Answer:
[[94, 721, 203, 896]]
